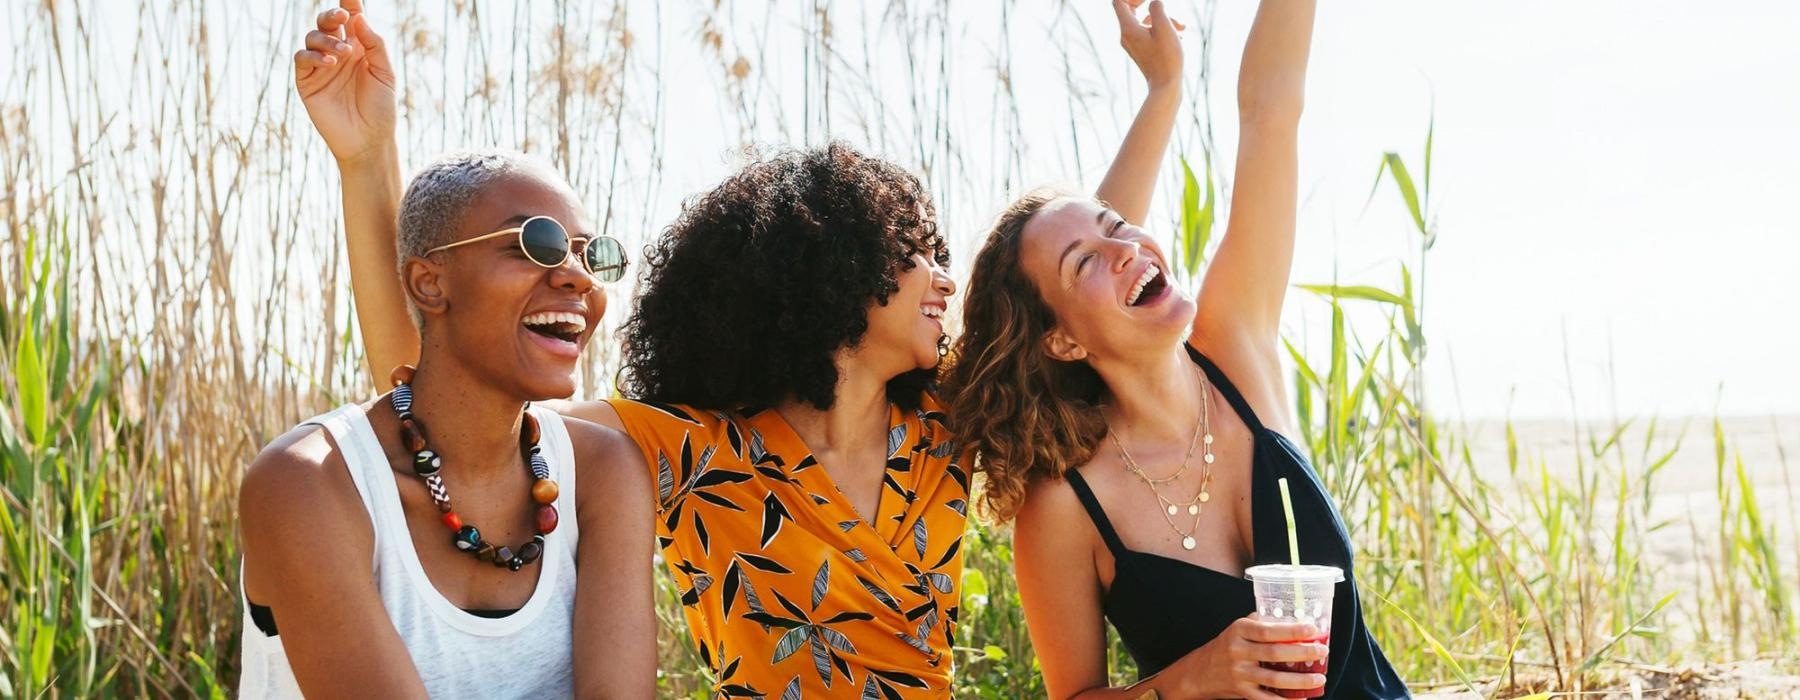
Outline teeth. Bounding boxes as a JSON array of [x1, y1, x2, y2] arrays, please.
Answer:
[[522, 311, 587, 333], [920, 306, 944, 319], [1126, 265, 1160, 305]]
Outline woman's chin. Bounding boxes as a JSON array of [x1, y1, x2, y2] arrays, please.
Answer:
[[516, 372, 580, 402]]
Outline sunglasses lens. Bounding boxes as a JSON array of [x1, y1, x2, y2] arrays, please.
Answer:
[[520, 217, 569, 267], [586, 237, 628, 282]]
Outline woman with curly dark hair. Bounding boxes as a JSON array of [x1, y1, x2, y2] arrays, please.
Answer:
[[944, 1, 1407, 698], [300, 0, 1192, 695]]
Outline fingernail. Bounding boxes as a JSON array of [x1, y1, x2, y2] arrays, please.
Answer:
[[336, 42, 352, 52], [322, 55, 337, 64]]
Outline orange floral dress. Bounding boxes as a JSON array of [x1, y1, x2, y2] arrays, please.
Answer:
[[606, 395, 969, 698]]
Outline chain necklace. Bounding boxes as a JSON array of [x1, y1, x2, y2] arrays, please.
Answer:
[[1106, 366, 1216, 550]]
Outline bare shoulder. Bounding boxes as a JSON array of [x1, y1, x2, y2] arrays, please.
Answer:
[[559, 416, 651, 506], [540, 398, 623, 432], [240, 423, 364, 524], [1014, 472, 1098, 553], [239, 422, 374, 599]]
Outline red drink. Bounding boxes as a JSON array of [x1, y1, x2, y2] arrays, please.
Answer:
[[1243, 565, 1343, 700], [1259, 634, 1329, 698]]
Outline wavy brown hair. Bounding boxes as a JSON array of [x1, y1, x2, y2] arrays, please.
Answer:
[[943, 190, 1109, 524]]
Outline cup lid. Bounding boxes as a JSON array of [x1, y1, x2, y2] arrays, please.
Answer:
[[1243, 564, 1345, 584]]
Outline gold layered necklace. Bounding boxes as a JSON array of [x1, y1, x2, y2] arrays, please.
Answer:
[[1106, 367, 1215, 551]]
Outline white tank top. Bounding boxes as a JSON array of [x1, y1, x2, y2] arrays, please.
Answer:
[[238, 403, 577, 699]]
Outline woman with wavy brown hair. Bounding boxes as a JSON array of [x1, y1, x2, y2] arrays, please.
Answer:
[[944, 1, 1407, 698], [290, 0, 1184, 695]]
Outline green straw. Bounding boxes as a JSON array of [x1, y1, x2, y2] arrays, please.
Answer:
[[1278, 478, 1301, 565], [1278, 478, 1305, 614]]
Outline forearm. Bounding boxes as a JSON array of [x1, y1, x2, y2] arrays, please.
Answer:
[[1237, 0, 1317, 127], [336, 142, 418, 388], [1095, 85, 1181, 225], [1067, 673, 1178, 700]]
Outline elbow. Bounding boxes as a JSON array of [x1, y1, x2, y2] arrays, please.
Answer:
[[1236, 78, 1305, 128]]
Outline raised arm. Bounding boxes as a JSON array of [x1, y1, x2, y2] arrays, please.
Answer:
[[295, 1, 418, 386], [1191, 0, 1317, 352], [1094, 0, 1184, 225]]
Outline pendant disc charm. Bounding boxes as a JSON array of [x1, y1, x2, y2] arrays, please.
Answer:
[[1188, 504, 1199, 516], [1200, 492, 1211, 503], [1167, 504, 1178, 516], [1181, 536, 1196, 550]]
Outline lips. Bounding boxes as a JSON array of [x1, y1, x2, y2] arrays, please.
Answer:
[[522, 310, 587, 343], [1126, 263, 1168, 306], [520, 309, 589, 359]]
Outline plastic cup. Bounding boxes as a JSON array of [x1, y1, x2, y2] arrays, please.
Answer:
[[1244, 564, 1343, 699]]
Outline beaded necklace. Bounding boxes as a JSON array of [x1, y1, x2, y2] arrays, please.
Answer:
[[387, 365, 560, 572]]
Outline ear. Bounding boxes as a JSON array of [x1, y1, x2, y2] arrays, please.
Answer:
[[402, 256, 451, 319], [1042, 327, 1088, 363]]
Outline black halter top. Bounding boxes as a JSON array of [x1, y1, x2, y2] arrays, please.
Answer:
[[1061, 344, 1409, 698]]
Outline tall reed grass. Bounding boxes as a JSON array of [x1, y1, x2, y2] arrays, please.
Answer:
[[1, 1, 1791, 697]]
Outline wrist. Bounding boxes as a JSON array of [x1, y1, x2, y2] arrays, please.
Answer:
[[1145, 80, 1183, 101], [335, 138, 400, 173]]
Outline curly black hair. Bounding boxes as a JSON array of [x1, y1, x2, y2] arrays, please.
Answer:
[[618, 142, 949, 412]]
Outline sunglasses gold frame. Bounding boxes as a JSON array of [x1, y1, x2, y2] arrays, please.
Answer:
[[424, 215, 628, 281]]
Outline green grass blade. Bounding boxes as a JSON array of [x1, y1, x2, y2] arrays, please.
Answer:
[[14, 307, 48, 445], [1382, 152, 1428, 236], [1296, 284, 1412, 308], [1369, 588, 1479, 694]]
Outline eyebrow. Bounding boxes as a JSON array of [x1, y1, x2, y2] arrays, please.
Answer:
[[1057, 238, 1083, 274]]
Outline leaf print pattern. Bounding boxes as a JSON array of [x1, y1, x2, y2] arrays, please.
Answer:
[[605, 396, 968, 698]]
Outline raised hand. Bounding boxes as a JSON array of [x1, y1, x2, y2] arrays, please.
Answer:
[[1112, 0, 1184, 92], [294, 1, 397, 165]]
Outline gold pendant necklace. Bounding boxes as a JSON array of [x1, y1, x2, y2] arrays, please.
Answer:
[[1107, 367, 1215, 550]]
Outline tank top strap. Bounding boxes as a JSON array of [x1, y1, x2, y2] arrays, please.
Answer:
[[1183, 343, 1266, 433], [1062, 470, 1130, 559], [297, 403, 390, 568]]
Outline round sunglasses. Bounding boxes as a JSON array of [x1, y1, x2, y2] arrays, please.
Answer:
[[424, 216, 629, 282]]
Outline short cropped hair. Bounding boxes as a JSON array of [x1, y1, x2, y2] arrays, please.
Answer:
[[395, 149, 563, 327]]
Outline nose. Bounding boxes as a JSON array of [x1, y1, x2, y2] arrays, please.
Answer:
[[548, 253, 598, 296], [1108, 237, 1142, 273], [931, 261, 956, 297]]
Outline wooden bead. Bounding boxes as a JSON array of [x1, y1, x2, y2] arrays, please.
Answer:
[[452, 525, 481, 551], [390, 364, 415, 387], [441, 511, 463, 531], [531, 479, 559, 505], [518, 537, 544, 565], [492, 546, 514, 567], [520, 413, 540, 445], [399, 419, 428, 453], [475, 543, 498, 563], [535, 504, 559, 535]]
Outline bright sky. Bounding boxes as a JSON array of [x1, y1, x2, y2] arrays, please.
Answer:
[[635, 0, 1800, 420], [34, 1, 1800, 421]]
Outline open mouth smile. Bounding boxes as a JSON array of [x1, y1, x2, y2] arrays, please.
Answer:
[[522, 310, 587, 348], [1126, 264, 1169, 307]]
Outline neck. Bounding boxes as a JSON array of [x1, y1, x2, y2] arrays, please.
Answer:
[[404, 347, 530, 480], [775, 353, 891, 453], [1093, 344, 1203, 445]]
